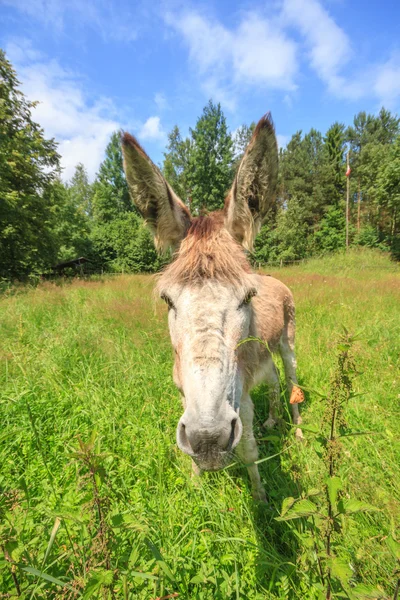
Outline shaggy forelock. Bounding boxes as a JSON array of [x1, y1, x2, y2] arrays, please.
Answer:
[[156, 214, 253, 292]]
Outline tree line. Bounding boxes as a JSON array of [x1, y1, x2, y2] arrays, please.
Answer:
[[1, 49, 399, 281]]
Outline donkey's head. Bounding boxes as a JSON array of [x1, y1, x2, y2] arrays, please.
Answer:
[[122, 114, 278, 471]]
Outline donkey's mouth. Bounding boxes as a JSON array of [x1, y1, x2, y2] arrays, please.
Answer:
[[192, 451, 232, 472]]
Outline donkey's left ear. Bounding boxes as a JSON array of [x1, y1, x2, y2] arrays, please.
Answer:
[[122, 132, 192, 251], [224, 113, 278, 250]]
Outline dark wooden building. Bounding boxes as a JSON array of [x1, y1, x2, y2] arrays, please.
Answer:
[[50, 257, 94, 276]]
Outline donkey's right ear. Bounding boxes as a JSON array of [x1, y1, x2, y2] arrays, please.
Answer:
[[121, 132, 192, 251], [224, 113, 278, 250]]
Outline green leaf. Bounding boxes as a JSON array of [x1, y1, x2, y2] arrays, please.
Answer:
[[349, 583, 386, 599], [144, 538, 176, 582], [326, 476, 342, 509], [293, 424, 321, 434], [191, 573, 207, 584], [307, 488, 322, 497], [337, 343, 350, 352], [111, 513, 124, 527], [387, 534, 400, 560], [337, 499, 380, 515], [99, 570, 113, 585], [82, 570, 114, 599], [20, 566, 73, 590], [316, 435, 328, 448], [130, 571, 159, 581], [280, 496, 296, 517], [5, 541, 18, 561], [276, 499, 318, 521], [338, 431, 380, 439], [83, 576, 103, 599], [328, 556, 352, 584], [294, 384, 327, 398], [42, 517, 61, 567]]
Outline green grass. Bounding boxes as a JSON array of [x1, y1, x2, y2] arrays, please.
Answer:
[[1, 249, 399, 599]]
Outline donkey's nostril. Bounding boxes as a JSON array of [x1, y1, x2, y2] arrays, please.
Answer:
[[229, 417, 243, 451], [176, 420, 195, 456], [226, 419, 237, 450]]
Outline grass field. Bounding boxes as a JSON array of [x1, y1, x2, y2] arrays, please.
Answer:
[[1, 249, 399, 599]]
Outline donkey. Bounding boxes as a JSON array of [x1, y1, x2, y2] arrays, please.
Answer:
[[121, 114, 302, 501]]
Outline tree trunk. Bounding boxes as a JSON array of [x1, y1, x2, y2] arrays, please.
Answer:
[[346, 151, 350, 249]]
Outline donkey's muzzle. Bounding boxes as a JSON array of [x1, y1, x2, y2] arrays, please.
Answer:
[[176, 413, 243, 471]]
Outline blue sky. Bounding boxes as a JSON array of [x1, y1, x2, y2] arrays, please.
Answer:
[[1, 0, 399, 181]]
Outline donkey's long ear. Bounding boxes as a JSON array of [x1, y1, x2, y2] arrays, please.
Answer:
[[121, 133, 192, 251], [224, 113, 278, 250]]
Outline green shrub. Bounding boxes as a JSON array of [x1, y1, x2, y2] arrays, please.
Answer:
[[90, 214, 166, 273]]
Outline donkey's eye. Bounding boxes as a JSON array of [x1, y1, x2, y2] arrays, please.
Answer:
[[239, 289, 257, 308], [161, 293, 175, 310]]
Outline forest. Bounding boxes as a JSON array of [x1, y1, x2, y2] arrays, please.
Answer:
[[1, 48, 399, 281]]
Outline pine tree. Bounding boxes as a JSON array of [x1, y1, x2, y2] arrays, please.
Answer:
[[376, 135, 400, 255], [232, 122, 255, 172], [324, 122, 346, 206], [0, 49, 61, 278], [280, 129, 326, 225], [187, 100, 234, 213], [89, 132, 159, 272], [346, 109, 400, 243], [92, 132, 134, 222], [69, 163, 93, 218], [162, 126, 192, 203], [347, 108, 399, 151]]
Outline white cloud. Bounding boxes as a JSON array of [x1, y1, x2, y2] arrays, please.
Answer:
[[283, 94, 293, 109], [4, 38, 43, 63], [373, 54, 400, 108], [169, 12, 232, 75], [283, 0, 350, 94], [282, 0, 400, 107], [138, 116, 165, 142], [1, 0, 138, 42], [6, 39, 119, 181], [166, 0, 400, 111], [166, 10, 298, 110], [201, 77, 237, 112], [154, 92, 168, 111], [233, 14, 297, 90], [5, 39, 169, 180]]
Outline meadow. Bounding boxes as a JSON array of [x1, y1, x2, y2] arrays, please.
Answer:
[[1, 249, 399, 599]]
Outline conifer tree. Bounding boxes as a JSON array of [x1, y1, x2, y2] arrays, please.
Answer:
[[69, 163, 94, 218], [232, 122, 255, 172], [92, 132, 134, 222], [324, 122, 346, 206], [187, 100, 234, 213], [376, 135, 400, 255], [163, 125, 192, 203]]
